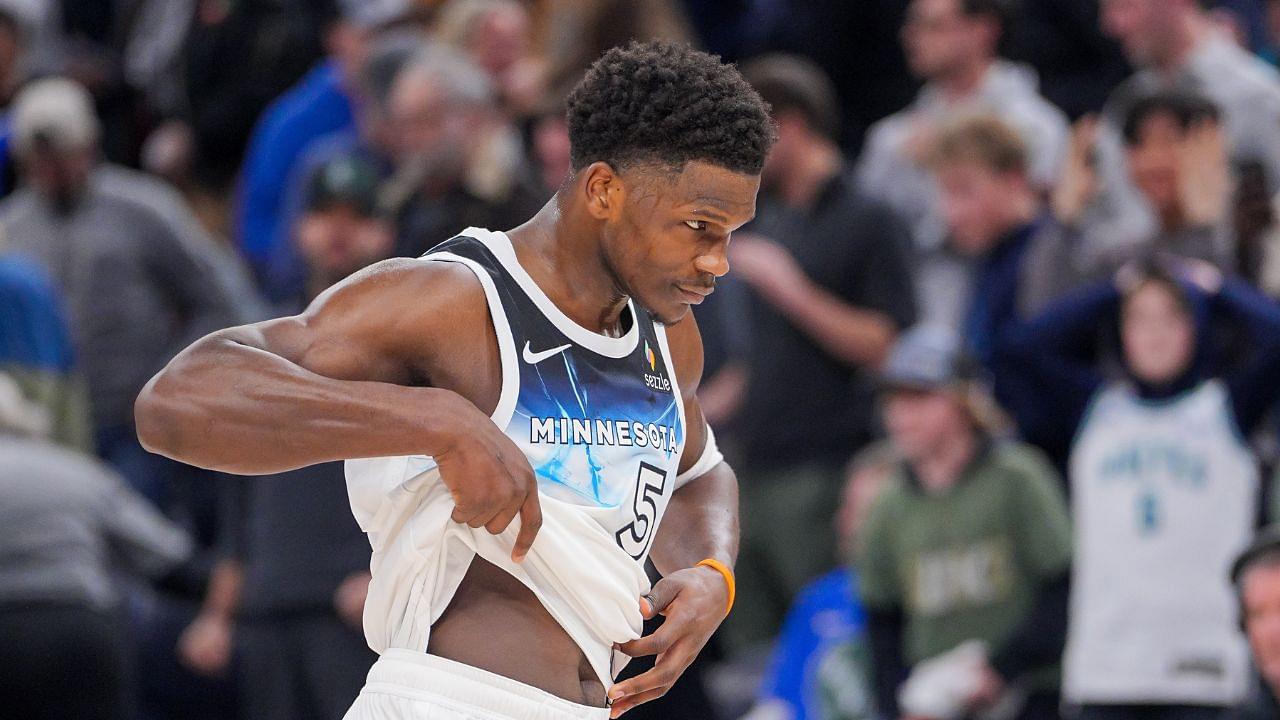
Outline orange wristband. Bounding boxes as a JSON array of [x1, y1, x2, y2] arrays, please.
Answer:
[[696, 558, 735, 617]]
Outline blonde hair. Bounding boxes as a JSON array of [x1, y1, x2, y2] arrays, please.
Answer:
[[927, 113, 1028, 175], [434, 0, 523, 49]]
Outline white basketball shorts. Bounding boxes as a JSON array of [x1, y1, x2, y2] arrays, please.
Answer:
[[343, 649, 610, 720]]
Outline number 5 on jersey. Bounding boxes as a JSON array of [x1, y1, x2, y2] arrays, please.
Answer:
[[615, 462, 668, 560]]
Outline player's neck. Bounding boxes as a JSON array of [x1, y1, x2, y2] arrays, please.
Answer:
[[507, 198, 632, 336]]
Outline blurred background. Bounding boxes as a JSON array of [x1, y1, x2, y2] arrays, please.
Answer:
[[7, 1, 1280, 719]]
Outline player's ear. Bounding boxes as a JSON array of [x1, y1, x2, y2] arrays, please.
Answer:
[[582, 161, 622, 221]]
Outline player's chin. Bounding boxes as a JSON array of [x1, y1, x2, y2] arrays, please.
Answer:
[[649, 297, 693, 326]]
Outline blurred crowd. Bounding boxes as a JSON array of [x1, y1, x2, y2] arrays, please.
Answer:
[[9, 1, 1280, 720]]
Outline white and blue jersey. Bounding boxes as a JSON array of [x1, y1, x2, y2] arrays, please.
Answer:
[[345, 227, 690, 687], [1063, 379, 1255, 706]]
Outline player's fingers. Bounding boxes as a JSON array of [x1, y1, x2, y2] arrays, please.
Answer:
[[512, 489, 542, 562], [604, 653, 686, 707], [483, 501, 520, 535], [608, 686, 669, 718], [609, 641, 691, 701], [616, 622, 678, 658], [640, 578, 680, 617], [450, 503, 479, 525]]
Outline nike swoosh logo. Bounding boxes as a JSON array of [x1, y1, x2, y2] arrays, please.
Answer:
[[522, 341, 572, 364]]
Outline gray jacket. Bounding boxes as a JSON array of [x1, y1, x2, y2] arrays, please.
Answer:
[[0, 164, 261, 431], [0, 436, 192, 609]]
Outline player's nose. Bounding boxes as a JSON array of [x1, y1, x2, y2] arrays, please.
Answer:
[[695, 244, 729, 278]]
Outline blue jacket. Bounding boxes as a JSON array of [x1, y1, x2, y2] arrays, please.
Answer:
[[758, 569, 874, 720], [235, 60, 355, 273]]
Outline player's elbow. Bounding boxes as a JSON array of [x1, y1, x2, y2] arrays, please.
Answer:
[[135, 359, 220, 464], [134, 376, 185, 458]]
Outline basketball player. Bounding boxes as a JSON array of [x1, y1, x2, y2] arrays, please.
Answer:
[[135, 41, 774, 719]]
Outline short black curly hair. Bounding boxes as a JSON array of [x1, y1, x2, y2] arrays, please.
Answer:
[[565, 41, 775, 175]]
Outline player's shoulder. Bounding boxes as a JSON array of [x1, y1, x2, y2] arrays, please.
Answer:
[[330, 255, 482, 300], [301, 256, 489, 335]]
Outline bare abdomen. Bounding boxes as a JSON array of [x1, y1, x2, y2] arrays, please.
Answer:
[[427, 556, 607, 706]]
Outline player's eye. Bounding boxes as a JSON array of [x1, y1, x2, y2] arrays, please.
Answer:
[[684, 220, 707, 231]]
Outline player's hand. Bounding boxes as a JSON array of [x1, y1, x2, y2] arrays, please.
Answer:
[[434, 399, 542, 562], [608, 565, 731, 717], [334, 571, 372, 630], [178, 612, 234, 677]]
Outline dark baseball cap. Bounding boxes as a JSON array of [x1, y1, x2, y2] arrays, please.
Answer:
[[879, 325, 981, 392], [303, 155, 382, 216]]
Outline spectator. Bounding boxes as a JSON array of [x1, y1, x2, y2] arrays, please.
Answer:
[[1007, 0, 1130, 120], [383, 45, 544, 258], [1266, 0, 1280, 65], [856, 0, 1068, 328], [0, 371, 201, 720], [235, 0, 414, 275], [1229, 526, 1280, 720], [998, 259, 1280, 719], [928, 115, 1050, 357], [436, 0, 544, 118], [180, 0, 334, 191], [1049, 92, 1236, 281], [0, 3, 33, 195], [744, 442, 898, 720], [263, 29, 427, 303], [927, 114, 1081, 464], [178, 153, 387, 720], [527, 93, 573, 196], [859, 325, 1072, 720], [713, 54, 916, 654], [285, 153, 396, 310], [0, 251, 90, 450], [534, 0, 696, 102], [1084, 0, 1280, 250], [0, 78, 246, 504]]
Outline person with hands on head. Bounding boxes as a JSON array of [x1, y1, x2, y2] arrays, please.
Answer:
[[997, 256, 1280, 720], [136, 40, 773, 720], [1041, 92, 1235, 293]]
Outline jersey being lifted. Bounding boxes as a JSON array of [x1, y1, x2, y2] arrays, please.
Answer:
[[345, 227, 689, 688]]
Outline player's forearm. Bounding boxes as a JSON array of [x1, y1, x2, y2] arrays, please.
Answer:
[[136, 332, 465, 474], [650, 462, 739, 577]]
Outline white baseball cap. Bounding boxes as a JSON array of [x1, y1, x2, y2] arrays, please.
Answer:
[[10, 77, 100, 157]]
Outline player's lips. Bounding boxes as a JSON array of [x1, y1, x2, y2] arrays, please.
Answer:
[[676, 284, 713, 304]]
